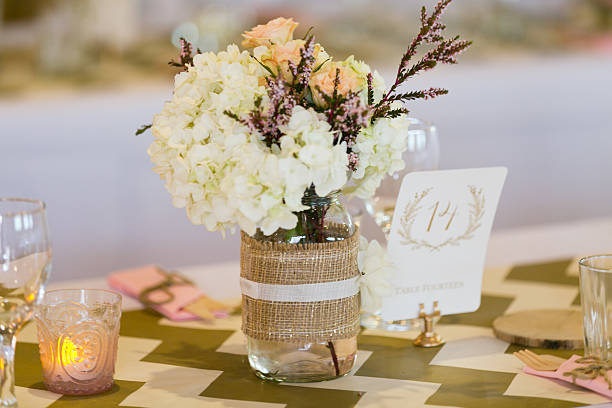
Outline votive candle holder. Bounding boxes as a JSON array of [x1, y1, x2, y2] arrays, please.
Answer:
[[35, 289, 121, 395]]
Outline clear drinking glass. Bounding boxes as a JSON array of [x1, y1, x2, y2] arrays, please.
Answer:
[[579, 255, 612, 359], [35, 289, 121, 395], [0, 198, 51, 407], [361, 118, 439, 331], [364, 117, 440, 238], [344, 199, 364, 228]]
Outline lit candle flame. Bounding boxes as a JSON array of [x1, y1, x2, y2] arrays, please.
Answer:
[[59, 337, 83, 366]]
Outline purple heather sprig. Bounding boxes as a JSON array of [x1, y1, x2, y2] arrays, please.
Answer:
[[225, 37, 317, 148], [137, 37, 202, 135], [311, 69, 371, 172], [366, 73, 375, 106], [285, 35, 316, 94], [226, 76, 298, 148], [329, 92, 370, 145], [294, 36, 316, 90], [371, 0, 471, 121], [347, 151, 359, 171], [315, 69, 371, 148], [168, 37, 201, 71]]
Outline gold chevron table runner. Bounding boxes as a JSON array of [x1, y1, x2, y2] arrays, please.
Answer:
[[13, 256, 609, 407]]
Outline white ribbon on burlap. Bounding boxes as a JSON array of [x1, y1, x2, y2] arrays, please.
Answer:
[[240, 276, 360, 303]]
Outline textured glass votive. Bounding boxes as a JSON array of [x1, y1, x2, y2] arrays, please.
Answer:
[[35, 289, 121, 395]]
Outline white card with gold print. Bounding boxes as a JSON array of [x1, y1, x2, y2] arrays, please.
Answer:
[[381, 167, 507, 320]]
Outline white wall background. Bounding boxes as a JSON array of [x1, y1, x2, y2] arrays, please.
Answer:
[[1, 53, 611, 282]]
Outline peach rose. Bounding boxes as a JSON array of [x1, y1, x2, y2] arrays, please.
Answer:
[[258, 40, 326, 80], [242, 17, 299, 49], [309, 62, 362, 106], [264, 40, 304, 77]]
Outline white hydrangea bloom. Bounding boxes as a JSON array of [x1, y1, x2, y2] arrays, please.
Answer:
[[279, 106, 348, 197], [358, 236, 393, 313], [149, 44, 274, 235], [346, 113, 411, 199]]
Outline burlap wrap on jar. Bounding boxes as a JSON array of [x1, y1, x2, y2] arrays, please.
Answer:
[[240, 228, 361, 343]]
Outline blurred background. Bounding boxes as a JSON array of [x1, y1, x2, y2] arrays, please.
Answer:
[[1, 0, 611, 281]]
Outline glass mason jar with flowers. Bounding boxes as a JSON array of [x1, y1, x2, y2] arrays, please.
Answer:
[[142, 1, 469, 382], [244, 186, 359, 381]]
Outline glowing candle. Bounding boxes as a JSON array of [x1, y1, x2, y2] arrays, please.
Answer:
[[36, 289, 121, 395], [59, 337, 83, 366]]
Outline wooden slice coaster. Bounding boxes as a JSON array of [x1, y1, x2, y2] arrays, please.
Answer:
[[492, 309, 583, 350]]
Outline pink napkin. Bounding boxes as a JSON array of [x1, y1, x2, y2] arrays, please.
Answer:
[[108, 265, 203, 321], [524, 355, 612, 399]]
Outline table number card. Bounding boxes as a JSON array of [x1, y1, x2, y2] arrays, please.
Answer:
[[382, 167, 507, 321]]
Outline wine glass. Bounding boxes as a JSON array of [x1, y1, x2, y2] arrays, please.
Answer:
[[365, 117, 439, 239], [361, 118, 439, 331], [0, 198, 51, 406]]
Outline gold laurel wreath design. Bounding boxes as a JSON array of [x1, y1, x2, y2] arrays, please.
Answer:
[[398, 185, 485, 251]]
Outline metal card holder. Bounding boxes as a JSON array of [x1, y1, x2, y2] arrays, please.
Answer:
[[413, 301, 445, 347]]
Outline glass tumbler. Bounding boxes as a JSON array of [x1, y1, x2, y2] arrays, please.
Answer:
[[364, 117, 439, 239], [361, 118, 439, 331], [35, 289, 121, 395], [579, 255, 612, 359]]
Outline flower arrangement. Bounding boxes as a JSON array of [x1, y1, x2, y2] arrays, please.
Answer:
[[141, 1, 471, 381], [142, 0, 470, 238]]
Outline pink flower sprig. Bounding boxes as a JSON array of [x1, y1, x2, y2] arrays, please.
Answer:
[[347, 151, 359, 171], [371, 0, 471, 121], [314, 70, 369, 139], [328, 92, 370, 145], [168, 37, 201, 71], [137, 37, 202, 135], [314, 69, 370, 169], [226, 76, 297, 148], [293, 35, 316, 91], [226, 37, 317, 148]]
